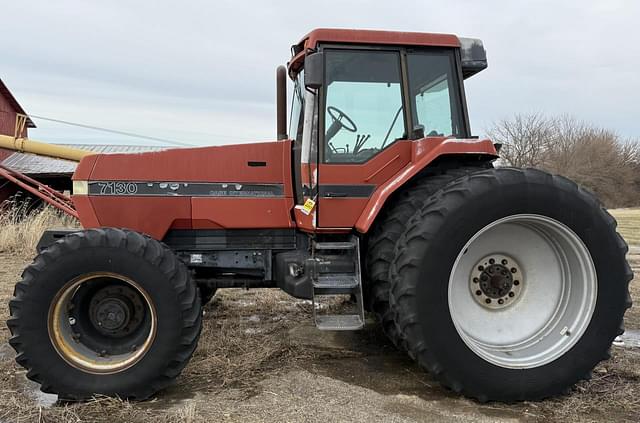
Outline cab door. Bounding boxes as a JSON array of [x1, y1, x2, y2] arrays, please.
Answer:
[[317, 49, 411, 228], [291, 70, 321, 232]]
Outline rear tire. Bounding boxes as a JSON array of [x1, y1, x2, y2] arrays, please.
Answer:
[[389, 168, 632, 401], [8, 228, 202, 400]]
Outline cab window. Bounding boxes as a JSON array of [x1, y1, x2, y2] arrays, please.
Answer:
[[323, 50, 405, 163], [407, 52, 464, 137]]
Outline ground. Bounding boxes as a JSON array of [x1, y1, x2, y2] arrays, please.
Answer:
[[0, 209, 638, 422]]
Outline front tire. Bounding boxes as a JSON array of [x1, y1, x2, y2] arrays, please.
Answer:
[[389, 168, 633, 401], [8, 228, 202, 400], [199, 286, 218, 306]]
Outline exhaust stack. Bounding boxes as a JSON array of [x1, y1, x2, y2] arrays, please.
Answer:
[[276, 65, 288, 140]]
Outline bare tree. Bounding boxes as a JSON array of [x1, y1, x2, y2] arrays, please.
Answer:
[[487, 114, 640, 207], [486, 114, 556, 168]]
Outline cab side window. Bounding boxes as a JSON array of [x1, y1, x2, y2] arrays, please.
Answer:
[[407, 52, 464, 137]]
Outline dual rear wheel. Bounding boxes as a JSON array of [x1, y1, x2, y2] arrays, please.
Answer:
[[370, 167, 632, 401]]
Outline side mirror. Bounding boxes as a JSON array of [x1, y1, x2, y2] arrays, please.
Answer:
[[459, 38, 488, 79], [304, 52, 324, 89]]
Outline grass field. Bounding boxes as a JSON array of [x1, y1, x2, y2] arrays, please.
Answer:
[[610, 208, 640, 245], [0, 206, 638, 422]]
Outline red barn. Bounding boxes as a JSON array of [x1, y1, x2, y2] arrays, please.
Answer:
[[0, 79, 35, 139], [1, 79, 37, 204]]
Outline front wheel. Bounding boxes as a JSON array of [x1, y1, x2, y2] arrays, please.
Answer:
[[8, 228, 202, 400], [389, 168, 633, 401]]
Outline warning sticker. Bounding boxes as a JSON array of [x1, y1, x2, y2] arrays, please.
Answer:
[[301, 198, 316, 215]]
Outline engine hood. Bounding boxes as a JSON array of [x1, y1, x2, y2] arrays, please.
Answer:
[[73, 141, 290, 185]]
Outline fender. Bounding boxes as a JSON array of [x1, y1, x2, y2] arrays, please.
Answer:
[[354, 137, 498, 233]]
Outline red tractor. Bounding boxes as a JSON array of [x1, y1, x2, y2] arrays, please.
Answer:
[[6, 28, 632, 402]]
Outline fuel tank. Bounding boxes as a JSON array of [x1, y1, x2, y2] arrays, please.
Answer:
[[72, 141, 295, 239]]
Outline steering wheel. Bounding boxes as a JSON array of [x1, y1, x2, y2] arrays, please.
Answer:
[[327, 106, 358, 133]]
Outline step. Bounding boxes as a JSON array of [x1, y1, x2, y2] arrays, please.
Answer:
[[313, 241, 357, 250], [313, 275, 359, 289], [315, 314, 364, 331]]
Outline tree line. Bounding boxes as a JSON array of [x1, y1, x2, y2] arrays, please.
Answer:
[[487, 114, 640, 208]]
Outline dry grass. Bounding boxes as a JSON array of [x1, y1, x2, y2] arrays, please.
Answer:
[[0, 202, 77, 257], [610, 208, 640, 246], [178, 289, 315, 395]]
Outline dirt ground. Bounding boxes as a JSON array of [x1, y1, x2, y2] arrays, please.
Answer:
[[0, 211, 638, 422]]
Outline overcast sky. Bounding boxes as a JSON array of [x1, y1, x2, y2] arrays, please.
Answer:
[[1, 1, 638, 146]]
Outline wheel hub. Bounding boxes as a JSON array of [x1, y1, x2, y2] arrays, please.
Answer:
[[88, 285, 144, 337], [94, 298, 129, 331], [469, 254, 522, 309]]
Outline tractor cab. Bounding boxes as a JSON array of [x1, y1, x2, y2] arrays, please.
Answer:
[[281, 29, 488, 229]]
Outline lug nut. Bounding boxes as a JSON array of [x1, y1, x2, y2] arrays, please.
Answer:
[[498, 299, 504, 305], [473, 277, 479, 283], [514, 280, 520, 286], [475, 290, 482, 296], [511, 267, 517, 273], [478, 265, 484, 271], [502, 259, 508, 265], [509, 292, 515, 297], [489, 258, 495, 264], [485, 299, 491, 304]]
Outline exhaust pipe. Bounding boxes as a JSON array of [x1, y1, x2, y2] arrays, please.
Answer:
[[276, 65, 288, 140]]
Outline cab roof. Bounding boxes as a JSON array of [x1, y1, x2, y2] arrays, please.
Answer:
[[289, 28, 462, 76], [299, 28, 460, 50]]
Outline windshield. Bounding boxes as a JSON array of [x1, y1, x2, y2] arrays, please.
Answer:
[[290, 70, 304, 142]]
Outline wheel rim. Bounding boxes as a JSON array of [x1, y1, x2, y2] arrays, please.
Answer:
[[448, 214, 597, 369], [48, 272, 157, 374]]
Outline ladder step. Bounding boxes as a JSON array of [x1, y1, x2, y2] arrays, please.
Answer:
[[315, 314, 364, 331], [313, 241, 357, 250], [314, 275, 359, 289]]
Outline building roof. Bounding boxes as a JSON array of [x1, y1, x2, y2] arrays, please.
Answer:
[[1, 144, 165, 176], [0, 79, 36, 128]]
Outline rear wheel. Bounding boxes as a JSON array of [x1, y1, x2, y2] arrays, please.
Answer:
[[8, 228, 202, 400], [389, 168, 632, 401]]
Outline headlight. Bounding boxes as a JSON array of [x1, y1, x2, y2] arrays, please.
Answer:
[[72, 181, 88, 195]]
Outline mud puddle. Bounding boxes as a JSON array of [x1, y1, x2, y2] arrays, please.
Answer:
[[615, 329, 640, 348]]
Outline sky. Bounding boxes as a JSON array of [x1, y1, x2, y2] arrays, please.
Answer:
[[1, 0, 638, 147]]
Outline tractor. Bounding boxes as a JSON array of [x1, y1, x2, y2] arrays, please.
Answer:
[[3, 28, 632, 402]]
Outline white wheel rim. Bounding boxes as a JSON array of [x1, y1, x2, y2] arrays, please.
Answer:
[[448, 214, 597, 369]]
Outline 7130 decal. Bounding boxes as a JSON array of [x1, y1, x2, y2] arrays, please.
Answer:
[[97, 182, 138, 195]]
